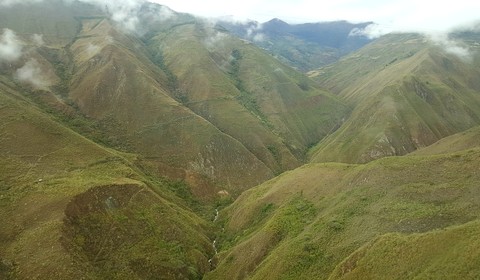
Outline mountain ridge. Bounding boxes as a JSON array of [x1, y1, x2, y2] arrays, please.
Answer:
[[1, 1, 480, 279], [217, 18, 372, 71], [309, 33, 480, 163]]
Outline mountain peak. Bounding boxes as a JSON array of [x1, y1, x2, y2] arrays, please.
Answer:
[[264, 17, 290, 27]]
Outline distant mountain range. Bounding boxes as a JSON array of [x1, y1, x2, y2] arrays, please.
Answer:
[[218, 18, 373, 71]]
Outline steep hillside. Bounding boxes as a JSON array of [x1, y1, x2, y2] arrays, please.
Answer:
[[0, 0, 90, 46], [329, 220, 480, 279], [219, 19, 372, 71], [0, 0, 349, 196], [309, 34, 480, 163], [411, 125, 480, 156], [206, 148, 480, 279], [68, 17, 275, 194], [0, 1, 350, 278], [0, 78, 214, 279], [147, 21, 347, 171], [3, 1, 480, 280]]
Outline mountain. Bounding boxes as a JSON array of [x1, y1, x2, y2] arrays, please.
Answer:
[[2, 0, 480, 279], [218, 19, 372, 71], [411, 125, 480, 156], [142, 19, 348, 184], [203, 31, 480, 280], [206, 147, 480, 279], [0, 1, 347, 278], [1, 0, 349, 196], [329, 220, 480, 279], [308, 33, 480, 164], [0, 73, 215, 279]]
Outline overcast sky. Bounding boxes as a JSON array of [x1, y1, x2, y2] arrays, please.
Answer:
[[151, 0, 480, 34]]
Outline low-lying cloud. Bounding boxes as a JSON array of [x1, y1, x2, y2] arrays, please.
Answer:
[[0, 0, 44, 6], [213, 17, 266, 43], [78, 0, 145, 32], [246, 22, 265, 42], [142, 4, 175, 22], [203, 29, 227, 51], [15, 58, 51, 89], [0, 28, 23, 62], [1, 0, 148, 32], [349, 24, 389, 39], [152, 0, 480, 59], [75, 0, 177, 32], [0, 29, 23, 62], [157, 5, 174, 20], [349, 22, 478, 60], [429, 33, 472, 61], [86, 43, 101, 56], [31, 34, 45, 46]]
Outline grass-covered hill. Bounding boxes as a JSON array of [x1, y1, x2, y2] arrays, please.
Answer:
[[2, 1, 480, 279], [309, 33, 480, 164], [0, 76, 216, 279], [207, 145, 480, 279], [0, 0, 349, 197], [329, 219, 480, 279], [205, 31, 480, 279], [146, 21, 348, 175], [0, 1, 347, 279], [411, 125, 480, 156]]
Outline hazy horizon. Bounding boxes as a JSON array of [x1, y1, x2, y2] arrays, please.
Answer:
[[152, 0, 480, 35]]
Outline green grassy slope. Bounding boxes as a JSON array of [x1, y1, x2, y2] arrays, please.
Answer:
[[309, 34, 480, 163], [205, 148, 480, 279], [411, 125, 480, 156], [308, 34, 427, 101], [329, 220, 480, 279], [4, 2, 480, 279], [69, 18, 275, 194], [0, 0, 102, 47], [0, 79, 215, 279], [149, 22, 348, 170], [147, 23, 300, 174], [0, 0, 350, 193], [0, 2, 349, 278]]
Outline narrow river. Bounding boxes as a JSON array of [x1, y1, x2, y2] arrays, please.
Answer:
[[208, 208, 220, 266]]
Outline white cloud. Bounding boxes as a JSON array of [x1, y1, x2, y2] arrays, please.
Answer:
[[428, 33, 472, 61], [0, 29, 23, 62], [246, 22, 262, 37], [78, 0, 145, 32], [86, 43, 101, 56], [2, 0, 479, 48], [444, 45, 471, 59], [15, 59, 51, 89], [80, 0, 179, 32], [0, 0, 43, 6], [204, 31, 227, 51], [349, 23, 474, 60], [31, 34, 45, 46], [153, 0, 480, 60], [157, 5, 175, 20], [252, 33, 265, 42], [3, 0, 479, 36], [151, 0, 480, 35], [2, 0, 146, 32]]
